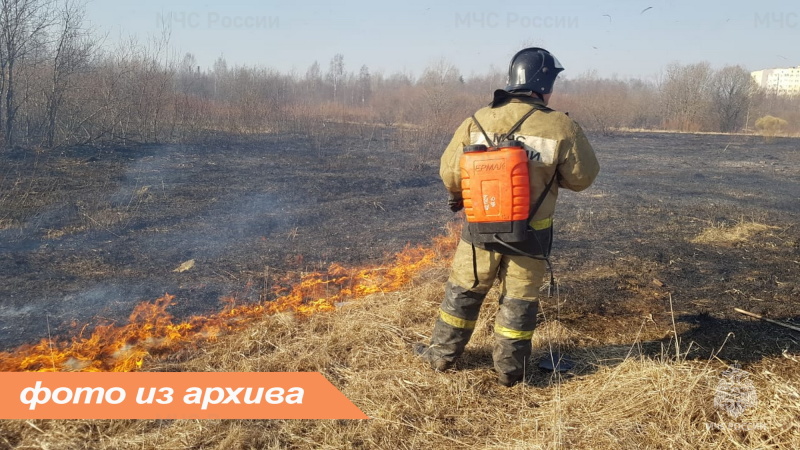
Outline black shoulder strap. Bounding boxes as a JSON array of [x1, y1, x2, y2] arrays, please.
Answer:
[[471, 104, 549, 146], [511, 104, 556, 223], [470, 113, 494, 147], [529, 171, 557, 223], [500, 105, 540, 142]]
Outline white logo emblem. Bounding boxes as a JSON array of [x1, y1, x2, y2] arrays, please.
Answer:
[[482, 194, 496, 211], [713, 366, 758, 419]]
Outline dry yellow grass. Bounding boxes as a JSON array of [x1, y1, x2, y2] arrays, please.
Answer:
[[1, 257, 798, 449], [691, 221, 776, 246]]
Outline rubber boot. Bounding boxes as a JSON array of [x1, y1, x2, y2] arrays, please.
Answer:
[[492, 297, 539, 386], [416, 282, 486, 371]]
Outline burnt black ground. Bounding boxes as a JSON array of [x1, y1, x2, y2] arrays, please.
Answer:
[[1, 130, 798, 363], [551, 132, 799, 363], [0, 131, 452, 349]]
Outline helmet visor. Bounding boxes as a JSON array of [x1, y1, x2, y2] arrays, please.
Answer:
[[552, 54, 564, 71]]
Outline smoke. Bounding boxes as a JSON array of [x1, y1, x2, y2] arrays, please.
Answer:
[[166, 191, 297, 258], [108, 144, 191, 208], [0, 282, 159, 350], [100, 144, 312, 259]]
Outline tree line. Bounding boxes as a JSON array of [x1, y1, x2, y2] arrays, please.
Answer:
[[555, 62, 798, 137], [2, 0, 798, 150]]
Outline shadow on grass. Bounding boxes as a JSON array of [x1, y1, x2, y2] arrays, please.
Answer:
[[452, 314, 799, 388]]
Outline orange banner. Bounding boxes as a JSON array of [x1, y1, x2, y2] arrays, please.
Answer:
[[0, 372, 368, 420]]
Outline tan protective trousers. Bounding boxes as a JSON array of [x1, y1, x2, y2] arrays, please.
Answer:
[[427, 239, 546, 379]]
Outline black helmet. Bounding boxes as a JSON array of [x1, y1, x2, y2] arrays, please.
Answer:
[[504, 47, 564, 95]]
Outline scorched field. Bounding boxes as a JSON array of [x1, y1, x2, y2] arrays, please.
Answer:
[[0, 129, 798, 449]]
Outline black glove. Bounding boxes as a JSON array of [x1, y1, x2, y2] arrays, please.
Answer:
[[447, 193, 463, 212]]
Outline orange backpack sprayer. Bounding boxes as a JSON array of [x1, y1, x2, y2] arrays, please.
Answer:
[[460, 140, 530, 243]]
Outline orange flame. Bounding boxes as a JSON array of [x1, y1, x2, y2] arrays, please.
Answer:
[[0, 226, 459, 372]]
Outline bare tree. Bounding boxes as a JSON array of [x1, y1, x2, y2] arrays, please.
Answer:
[[0, 0, 55, 147], [419, 58, 462, 130], [660, 62, 712, 131], [302, 60, 322, 104], [358, 64, 370, 105], [327, 53, 344, 103], [709, 65, 757, 133], [305, 60, 320, 85], [212, 54, 227, 98], [44, 0, 94, 147]]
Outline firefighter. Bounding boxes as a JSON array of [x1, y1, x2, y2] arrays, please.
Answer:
[[414, 47, 600, 387]]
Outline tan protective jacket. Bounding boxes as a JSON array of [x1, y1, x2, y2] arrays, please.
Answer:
[[440, 95, 599, 225]]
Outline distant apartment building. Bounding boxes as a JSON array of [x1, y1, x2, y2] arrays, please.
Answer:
[[751, 66, 800, 96]]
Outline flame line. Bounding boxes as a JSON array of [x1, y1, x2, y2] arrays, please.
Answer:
[[0, 226, 459, 373]]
